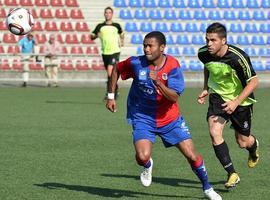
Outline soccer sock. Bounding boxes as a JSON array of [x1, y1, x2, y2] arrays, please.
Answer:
[[144, 159, 151, 168], [213, 141, 236, 175], [246, 135, 257, 155], [22, 72, 29, 82], [190, 155, 211, 191], [135, 155, 151, 168]]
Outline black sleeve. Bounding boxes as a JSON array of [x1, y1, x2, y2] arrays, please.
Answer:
[[92, 23, 103, 35], [114, 23, 123, 34]]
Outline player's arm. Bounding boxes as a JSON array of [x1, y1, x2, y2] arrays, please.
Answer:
[[198, 67, 209, 104], [120, 32, 124, 47], [91, 24, 100, 40]]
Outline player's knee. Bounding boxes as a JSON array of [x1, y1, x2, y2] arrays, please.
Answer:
[[236, 138, 248, 148], [135, 153, 150, 166]]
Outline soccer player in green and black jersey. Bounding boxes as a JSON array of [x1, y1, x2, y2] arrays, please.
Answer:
[[197, 22, 259, 189], [91, 6, 124, 99]]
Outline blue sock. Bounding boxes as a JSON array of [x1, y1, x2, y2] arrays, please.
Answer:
[[144, 159, 151, 168]]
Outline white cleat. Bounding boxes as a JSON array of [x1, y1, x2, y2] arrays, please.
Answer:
[[140, 158, 153, 187], [204, 187, 222, 200]]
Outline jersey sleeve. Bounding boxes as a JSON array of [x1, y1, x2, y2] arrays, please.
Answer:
[[167, 67, 185, 96], [234, 52, 256, 82], [117, 57, 134, 80], [92, 23, 102, 35], [115, 23, 123, 34]]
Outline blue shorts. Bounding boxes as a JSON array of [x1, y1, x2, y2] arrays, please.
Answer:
[[132, 116, 192, 148]]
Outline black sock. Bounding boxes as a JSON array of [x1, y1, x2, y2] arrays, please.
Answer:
[[213, 141, 236, 175], [246, 135, 257, 155]]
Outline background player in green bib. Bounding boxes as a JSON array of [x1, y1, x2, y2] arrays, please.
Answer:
[[197, 22, 259, 189], [91, 7, 124, 100]]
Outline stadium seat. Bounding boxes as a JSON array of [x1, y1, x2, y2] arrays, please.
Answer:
[[266, 61, 270, 71], [91, 59, 105, 70], [164, 10, 177, 20], [208, 10, 222, 20], [173, 0, 186, 8], [125, 22, 139, 32], [30, 9, 38, 19], [180, 60, 188, 71], [193, 10, 207, 20], [217, 0, 230, 8], [167, 47, 179, 56], [129, 0, 142, 7], [56, 34, 64, 43], [55, 9, 69, 19], [0, 8, 6, 18], [188, 0, 201, 8], [0, 59, 11, 70], [223, 10, 237, 20], [29, 61, 43, 70], [258, 48, 270, 57], [246, 0, 259, 8], [202, 0, 216, 8], [134, 9, 147, 20], [35, 33, 47, 44], [238, 11, 251, 20], [0, 21, 7, 30], [131, 34, 143, 44], [3, 33, 17, 43], [259, 24, 270, 33], [85, 46, 99, 55], [251, 35, 265, 45], [244, 47, 257, 57], [75, 22, 89, 32], [65, 0, 78, 7], [267, 36, 270, 44], [149, 10, 162, 20], [7, 46, 20, 54], [262, 0, 270, 8], [182, 47, 196, 56], [200, 23, 209, 32], [230, 23, 244, 33], [227, 36, 235, 44], [20, 0, 34, 6], [185, 23, 199, 32], [155, 22, 169, 32], [165, 35, 174, 44], [70, 46, 83, 54], [50, 0, 63, 6], [70, 9, 84, 19], [236, 35, 250, 45], [253, 11, 266, 20], [140, 22, 153, 32], [170, 23, 183, 32], [176, 35, 189, 45], [60, 46, 68, 54], [40, 8, 53, 19], [60, 22, 74, 32], [35, 0, 48, 6], [65, 34, 79, 44], [44, 21, 58, 31], [114, 0, 127, 7], [11, 59, 23, 70], [32, 21, 43, 31], [252, 61, 265, 71], [178, 10, 191, 20], [136, 46, 143, 55], [143, 0, 156, 7], [119, 9, 132, 19], [76, 60, 90, 70], [0, 46, 4, 54], [192, 35, 204, 45], [158, 0, 171, 8], [245, 23, 258, 33], [189, 60, 203, 71], [5, 0, 18, 6], [39, 46, 46, 54], [60, 59, 74, 70], [232, 0, 245, 8], [81, 34, 94, 44]]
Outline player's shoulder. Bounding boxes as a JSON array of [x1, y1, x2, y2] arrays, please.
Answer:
[[166, 55, 180, 66], [198, 45, 208, 55], [228, 44, 248, 58]]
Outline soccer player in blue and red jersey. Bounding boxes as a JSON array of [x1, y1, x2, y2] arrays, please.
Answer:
[[106, 31, 222, 200]]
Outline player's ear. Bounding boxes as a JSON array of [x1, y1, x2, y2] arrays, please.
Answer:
[[222, 38, 226, 45], [160, 44, 165, 52]]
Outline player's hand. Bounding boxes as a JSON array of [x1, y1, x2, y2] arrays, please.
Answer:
[[106, 99, 117, 113], [197, 90, 208, 104], [149, 66, 159, 82], [222, 100, 238, 114]]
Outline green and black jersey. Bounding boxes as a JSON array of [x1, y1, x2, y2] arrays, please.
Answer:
[[92, 22, 123, 55], [198, 44, 257, 106]]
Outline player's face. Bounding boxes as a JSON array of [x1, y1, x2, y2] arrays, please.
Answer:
[[104, 9, 113, 21], [143, 37, 164, 62], [206, 33, 226, 56]]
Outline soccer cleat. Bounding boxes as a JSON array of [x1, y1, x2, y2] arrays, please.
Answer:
[[140, 158, 153, 187], [225, 172, 240, 188], [248, 139, 259, 168], [204, 187, 222, 200]]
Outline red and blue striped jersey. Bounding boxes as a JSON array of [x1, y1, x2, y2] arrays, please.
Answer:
[[117, 55, 185, 127]]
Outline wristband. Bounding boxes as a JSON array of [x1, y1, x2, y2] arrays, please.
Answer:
[[107, 93, 115, 100]]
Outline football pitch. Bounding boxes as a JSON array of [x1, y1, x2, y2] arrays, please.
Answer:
[[0, 87, 269, 200]]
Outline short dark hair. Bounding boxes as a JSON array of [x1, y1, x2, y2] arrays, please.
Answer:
[[104, 6, 113, 13], [144, 31, 166, 46], [206, 22, 227, 39]]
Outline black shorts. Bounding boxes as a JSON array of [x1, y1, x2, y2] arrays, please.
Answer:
[[102, 52, 120, 69], [207, 93, 253, 136]]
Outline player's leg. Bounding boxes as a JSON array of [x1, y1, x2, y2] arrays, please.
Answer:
[[52, 65, 58, 87], [22, 59, 30, 87]]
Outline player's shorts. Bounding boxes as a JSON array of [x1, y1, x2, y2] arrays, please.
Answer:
[[207, 93, 253, 136], [132, 116, 192, 148], [102, 52, 120, 68]]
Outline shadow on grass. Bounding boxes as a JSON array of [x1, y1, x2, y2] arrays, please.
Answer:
[[101, 174, 228, 193], [34, 182, 200, 198], [45, 100, 102, 105]]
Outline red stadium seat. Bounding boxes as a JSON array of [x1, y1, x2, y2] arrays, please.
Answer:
[[55, 34, 64, 44], [60, 46, 68, 54], [65, 0, 78, 7], [0, 21, 7, 30], [32, 21, 43, 31], [50, 0, 63, 6], [30, 9, 38, 19], [40, 8, 53, 19], [0, 8, 6, 18], [5, 0, 18, 6], [3, 33, 17, 43], [60, 59, 74, 70], [65, 34, 79, 44], [81, 34, 94, 44], [12, 59, 22, 70], [70, 9, 84, 19], [44, 21, 58, 31], [20, 0, 34, 6], [34, 33, 47, 44], [7, 46, 20, 54], [29, 61, 43, 70], [39, 46, 45, 54], [35, 0, 48, 6], [0, 46, 5, 54], [70, 46, 83, 54], [76, 59, 90, 70], [75, 22, 89, 32], [60, 22, 74, 32], [0, 59, 11, 70], [55, 8, 68, 19], [85, 46, 99, 55], [91, 59, 105, 70]]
